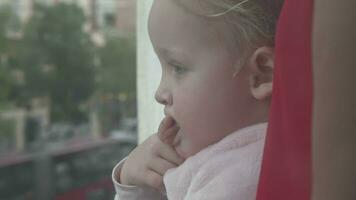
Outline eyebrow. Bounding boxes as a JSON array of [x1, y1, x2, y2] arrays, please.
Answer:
[[158, 47, 189, 62]]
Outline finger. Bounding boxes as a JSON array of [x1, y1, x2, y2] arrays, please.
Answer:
[[149, 157, 177, 176], [145, 170, 164, 191], [159, 144, 185, 165], [157, 116, 174, 140], [158, 116, 174, 133], [161, 125, 179, 145]]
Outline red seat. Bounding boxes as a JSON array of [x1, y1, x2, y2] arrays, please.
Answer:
[[257, 0, 313, 199]]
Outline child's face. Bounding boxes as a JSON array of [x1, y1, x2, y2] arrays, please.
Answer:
[[149, 0, 255, 158]]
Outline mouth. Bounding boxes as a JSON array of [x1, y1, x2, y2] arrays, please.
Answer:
[[164, 109, 179, 128], [171, 117, 178, 128], [166, 117, 180, 146], [163, 110, 181, 145], [165, 116, 186, 158]]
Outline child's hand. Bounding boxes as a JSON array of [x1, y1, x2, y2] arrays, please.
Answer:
[[120, 116, 184, 190]]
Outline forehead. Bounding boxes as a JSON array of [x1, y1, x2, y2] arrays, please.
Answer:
[[148, 0, 230, 57]]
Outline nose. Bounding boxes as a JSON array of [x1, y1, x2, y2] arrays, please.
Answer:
[[155, 81, 172, 105]]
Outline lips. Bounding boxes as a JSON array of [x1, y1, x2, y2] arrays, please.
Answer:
[[163, 109, 181, 146], [167, 118, 180, 145], [171, 118, 178, 128], [166, 117, 186, 158]]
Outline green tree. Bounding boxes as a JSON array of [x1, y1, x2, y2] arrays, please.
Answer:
[[91, 35, 136, 133], [97, 35, 136, 95], [18, 3, 96, 123], [0, 6, 10, 54], [0, 67, 12, 102], [0, 5, 20, 104]]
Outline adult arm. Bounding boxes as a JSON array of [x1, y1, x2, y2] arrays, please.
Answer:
[[312, 1, 356, 199]]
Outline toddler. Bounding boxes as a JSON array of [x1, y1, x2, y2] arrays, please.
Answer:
[[112, 0, 283, 199]]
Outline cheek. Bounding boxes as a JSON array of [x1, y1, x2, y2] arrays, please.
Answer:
[[173, 80, 247, 155], [172, 87, 216, 155], [177, 79, 244, 127]]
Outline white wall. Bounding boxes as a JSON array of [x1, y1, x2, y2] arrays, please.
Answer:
[[137, 0, 163, 143]]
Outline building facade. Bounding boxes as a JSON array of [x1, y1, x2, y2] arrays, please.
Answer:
[[0, 0, 136, 36]]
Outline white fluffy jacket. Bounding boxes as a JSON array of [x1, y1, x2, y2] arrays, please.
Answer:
[[113, 123, 267, 200], [163, 123, 266, 200]]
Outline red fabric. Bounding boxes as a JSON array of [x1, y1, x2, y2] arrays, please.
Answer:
[[257, 0, 313, 199]]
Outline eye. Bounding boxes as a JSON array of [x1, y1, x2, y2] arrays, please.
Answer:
[[172, 64, 186, 74], [170, 62, 187, 76]]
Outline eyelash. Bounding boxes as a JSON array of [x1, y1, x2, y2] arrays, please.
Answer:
[[170, 63, 187, 76]]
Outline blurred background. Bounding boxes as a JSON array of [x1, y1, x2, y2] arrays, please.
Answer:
[[0, 0, 137, 199]]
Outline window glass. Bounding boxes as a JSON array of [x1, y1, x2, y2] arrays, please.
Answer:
[[0, 1, 137, 199]]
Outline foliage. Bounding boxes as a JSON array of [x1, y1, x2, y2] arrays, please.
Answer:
[[96, 34, 137, 119], [97, 35, 136, 96], [17, 3, 96, 123], [0, 67, 12, 102], [0, 5, 20, 104], [0, 5, 20, 53], [0, 2, 138, 125], [0, 118, 15, 151]]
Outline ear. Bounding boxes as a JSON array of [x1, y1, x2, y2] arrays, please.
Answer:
[[247, 46, 274, 100]]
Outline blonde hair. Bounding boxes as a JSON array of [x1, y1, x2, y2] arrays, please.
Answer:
[[175, 0, 284, 62]]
